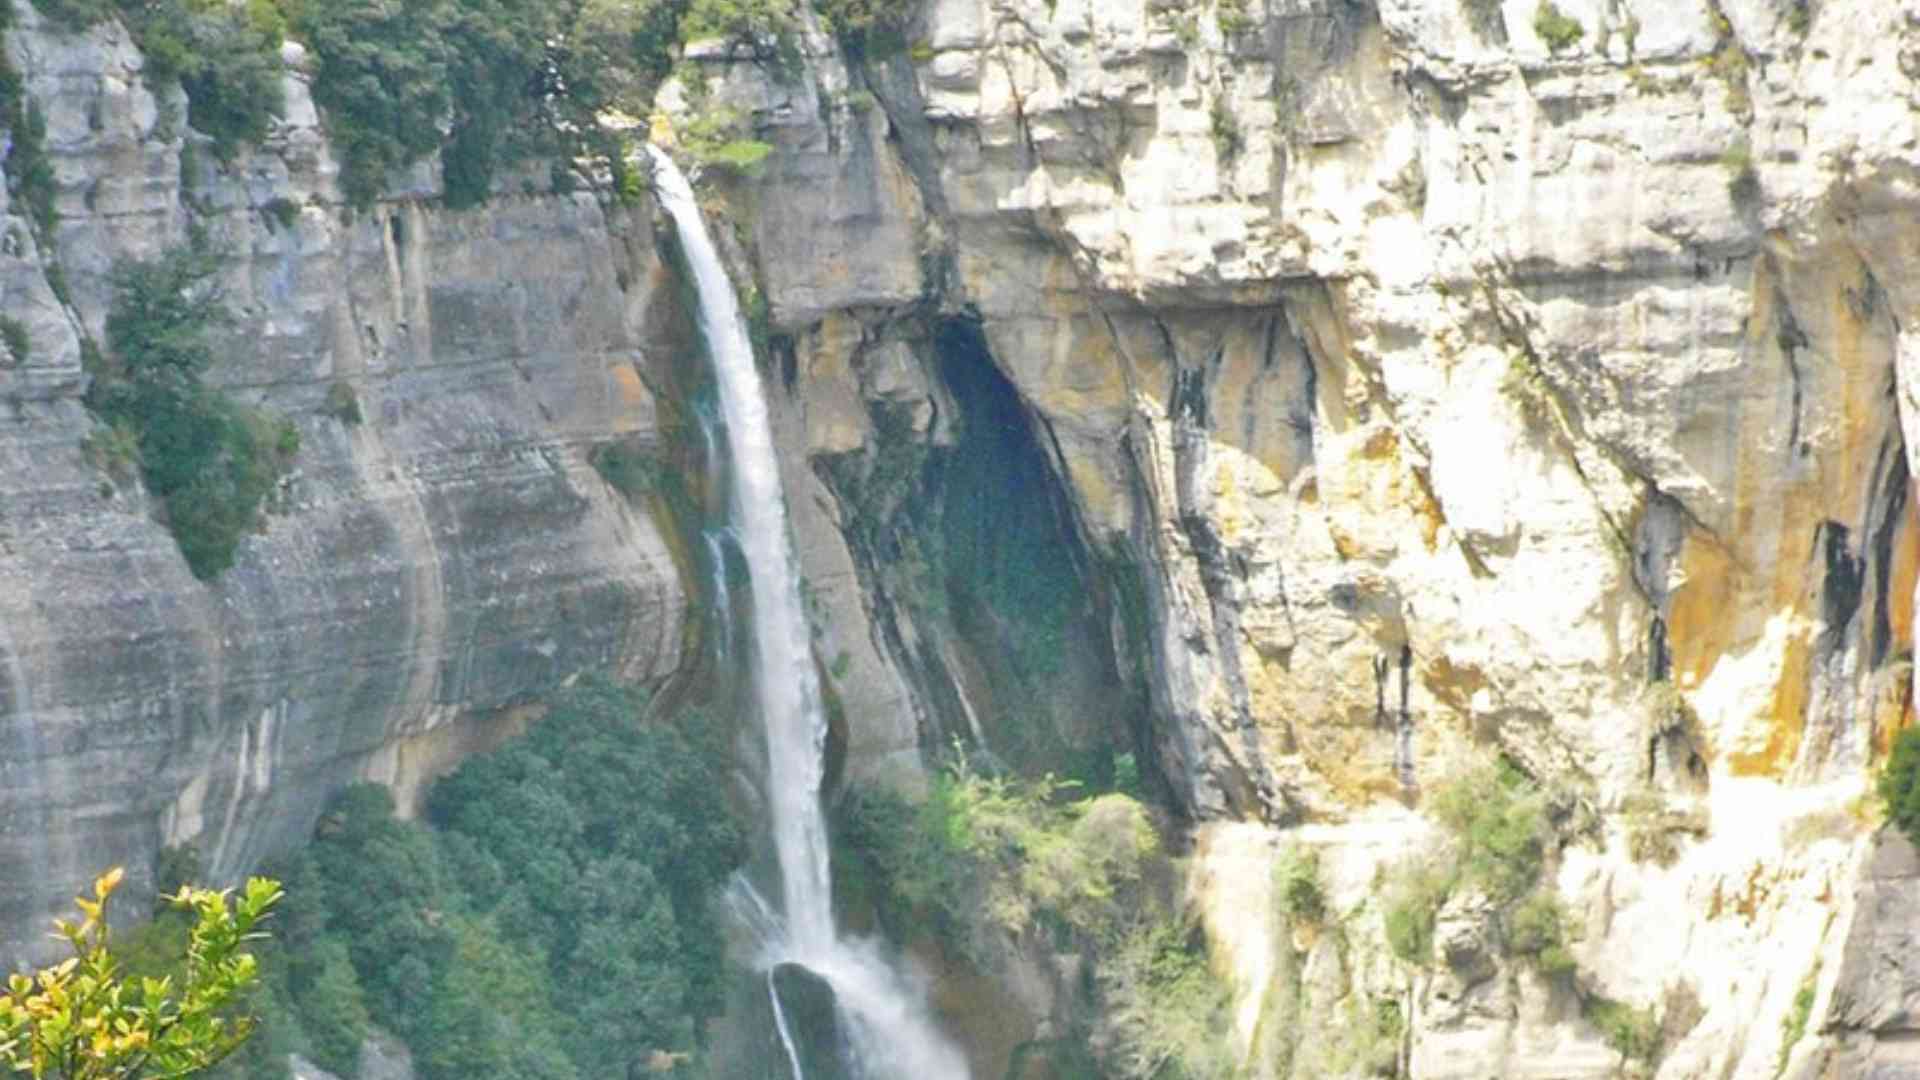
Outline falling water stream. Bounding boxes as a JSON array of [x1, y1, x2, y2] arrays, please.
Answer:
[[648, 148, 969, 1080]]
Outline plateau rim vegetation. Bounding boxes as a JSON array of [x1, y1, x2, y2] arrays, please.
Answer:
[[19, 0, 919, 207]]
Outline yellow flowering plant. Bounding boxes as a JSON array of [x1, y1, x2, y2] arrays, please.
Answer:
[[0, 869, 281, 1080]]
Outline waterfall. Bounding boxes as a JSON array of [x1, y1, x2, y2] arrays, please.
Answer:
[[649, 148, 969, 1080], [704, 528, 734, 661]]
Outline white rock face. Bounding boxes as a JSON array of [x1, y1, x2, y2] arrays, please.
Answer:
[[680, 0, 1920, 1073]]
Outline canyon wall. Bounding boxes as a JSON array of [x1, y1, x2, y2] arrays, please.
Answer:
[[671, 0, 1920, 1074], [0, 3, 691, 961], [1, 0, 1918, 1074]]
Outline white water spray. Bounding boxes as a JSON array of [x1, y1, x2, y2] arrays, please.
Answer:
[[649, 148, 969, 1080]]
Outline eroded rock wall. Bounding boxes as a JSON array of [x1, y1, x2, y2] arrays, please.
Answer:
[[670, 0, 1920, 1073], [0, 3, 691, 959]]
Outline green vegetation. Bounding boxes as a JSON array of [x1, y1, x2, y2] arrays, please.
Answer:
[[833, 759, 1232, 1079], [680, 0, 791, 43], [260, 198, 299, 232], [1584, 994, 1661, 1064], [84, 247, 298, 580], [1379, 760, 1578, 978], [1381, 855, 1450, 965], [1429, 760, 1553, 902], [321, 380, 361, 427], [834, 760, 1157, 950], [1216, 0, 1254, 36], [590, 441, 663, 497], [1461, 0, 1505, 41], [0, 316, 29, 365], [1878, 725, 1920, 846], [0, 868, 283, 1080], [676, 109, 775, 177], [1722, 138, 1760, 206], [1777, 964, 1818, 1075], [1098, 916, 1237, 1080], [1209, 97, 1242, 163], [815, 0, 917, 40], [1621, 789, 1709, 866], [1703, 9, 1752, 117], [34, 0, 691, 206], [30, 0, 285, 160], [0, 0, 58, 237], [195, 678, 740, 1080], [1506, 890, 1577, 978], [1273, 844, 1325, 926], [1532, 1, 1584, 51]]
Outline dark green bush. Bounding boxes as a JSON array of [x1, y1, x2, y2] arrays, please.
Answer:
[[589, 441, 661, 496], [0, 316, 29, 364], [86, 248, 297, 579], [30, 0, 286, 158], [0, 48, 59, 236], [322, 379, 362, 425], [1879, 726, 1920, 845], [1429, 759, 1553, 901], [292, 0, 686, 207], [1507, 889, 1576, 978], [1533, 0, 1583, 51]]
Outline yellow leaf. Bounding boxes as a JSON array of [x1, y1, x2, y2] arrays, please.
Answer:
[[94, 868, 124, 901]]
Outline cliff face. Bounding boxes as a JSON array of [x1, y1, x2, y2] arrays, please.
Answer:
[[671, 0, 1920, 1073], [3, 0, 1918, 1073], [0, 4, 690, 959]]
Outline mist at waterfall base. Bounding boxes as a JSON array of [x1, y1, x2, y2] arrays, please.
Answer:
[[648, 147, 971, 1080]]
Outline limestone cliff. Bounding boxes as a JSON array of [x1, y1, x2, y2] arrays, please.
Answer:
[[0, 3, 691, 960], [668, 0, 1920, 1074], [1, 0, 1917, 1074]]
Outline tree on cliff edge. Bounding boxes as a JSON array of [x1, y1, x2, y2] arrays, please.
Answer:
[[0, 869, 281, 1080]]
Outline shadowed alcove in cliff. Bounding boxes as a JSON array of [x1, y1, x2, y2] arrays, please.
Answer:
[[818, 317, 1148, 789]]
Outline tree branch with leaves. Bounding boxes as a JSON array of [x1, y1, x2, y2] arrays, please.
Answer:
[[0, 869, 282, 1080]]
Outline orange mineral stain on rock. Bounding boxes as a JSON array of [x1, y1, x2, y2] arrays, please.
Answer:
[[609, 362, 649, 410], [1727, 632, 1813, 778], [1667, 533, 1741, 687]]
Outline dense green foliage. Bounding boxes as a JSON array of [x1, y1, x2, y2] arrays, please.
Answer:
[[287, 0, 686, 206], [835, 761, 1156, 954], [30, 0, 285, 159], [1429, 759, 1553, 902], [85, 248, 297, 580], [1381, 760, 1567, 971], [1879, 726, 1920, 846], [834, 761, 1232, 1080], [1532, 0, 1584, 51], [589, 441, 663, 497], [30, 0, 689, 205], [205, 679, 741, 1080], [18, 0, 927, 205]]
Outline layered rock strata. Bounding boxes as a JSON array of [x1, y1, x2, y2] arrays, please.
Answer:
[[0, 4, 689, 959], [671, 0, 1920, 1073]]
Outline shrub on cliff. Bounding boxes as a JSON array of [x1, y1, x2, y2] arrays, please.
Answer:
[[290, 0, 685, 207], [1879, 726, 1920, 846], [85, 247, 298, 580], [28, 0, 286, 159]]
